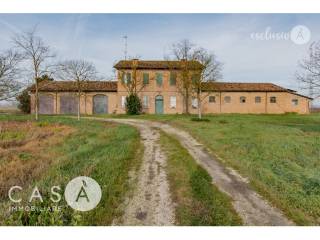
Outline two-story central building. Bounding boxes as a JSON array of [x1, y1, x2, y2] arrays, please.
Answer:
[[30, 59, 312, 115]]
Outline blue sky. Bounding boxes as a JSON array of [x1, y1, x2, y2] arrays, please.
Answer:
[[0, 14, 319, 96]]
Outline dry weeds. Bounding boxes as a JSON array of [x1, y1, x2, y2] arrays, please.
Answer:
[[0, 121, 74, 198]]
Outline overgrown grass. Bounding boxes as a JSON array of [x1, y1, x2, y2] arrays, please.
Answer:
[[97, 113, 320, 225], [160, 132, 242, 226], [0, 115, 143, 226]]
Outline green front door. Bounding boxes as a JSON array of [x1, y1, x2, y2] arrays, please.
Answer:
[[155, 95, 164, 114]]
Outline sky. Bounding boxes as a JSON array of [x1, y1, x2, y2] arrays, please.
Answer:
[[0, 14, 319, 99]]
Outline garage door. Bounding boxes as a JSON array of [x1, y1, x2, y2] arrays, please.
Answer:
[[60, 94, 78, 114], [39, 94, 54, 114], [93, 95, 108, 114]]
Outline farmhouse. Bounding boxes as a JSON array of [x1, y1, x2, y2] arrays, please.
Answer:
[[30, 59, 312, 115]]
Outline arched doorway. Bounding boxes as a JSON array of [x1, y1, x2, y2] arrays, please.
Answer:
[[93, 95, 108, 114], [39, 94, 54, 114], [155, 95, 164, 114], [60, 94, 78, 114]]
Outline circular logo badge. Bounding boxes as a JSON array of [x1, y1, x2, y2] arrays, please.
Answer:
[[290, 25, 311, 45], [64, 176, 102, 212]]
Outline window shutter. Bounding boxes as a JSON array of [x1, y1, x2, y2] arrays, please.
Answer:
[[126, 73, 131, 84], [192, 74, 199, 84], [143, 73, 149, 85], [156, 73, 163, 86], [170, 72, 176, 86]]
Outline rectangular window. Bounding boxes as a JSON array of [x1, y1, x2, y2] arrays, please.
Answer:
[[292, 99, 298, 106], [170, 72, 177, 86], [143, 73, 149, 85], [270, 96, 277, 103], [224, 96, 231, 103], [240, 96, 246, 103], [191, 74, 199, 84], [255, 96, 261, 103], [192, 97, 198, 108], [170, 96, 177, 108], [122, 72, 131, 84], [121, 96, 126, 108], [143, 95, 149, 108], [209, 96, 215, 103], [156, 73, 163, 86]]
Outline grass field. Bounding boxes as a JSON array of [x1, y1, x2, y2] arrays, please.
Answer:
[[98, 113, 320, 225], [2, 113, 320, 225], [160, 132, 242, 226], [0, 115, 142, 226]]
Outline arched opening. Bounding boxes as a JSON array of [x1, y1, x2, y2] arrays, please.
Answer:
[[93, 95, 108, 114], [155, 95, 164, 114], [60, 94, 78, 114], [39, 94, 54, 114]]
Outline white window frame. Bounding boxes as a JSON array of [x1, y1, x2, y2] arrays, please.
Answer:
[[170, 96, 177, 109], [270, 96, 277, 103], [224, 96, 231, 103], [240, 96, 246, 103], [209, 96, 215, 103], [255, 96, 261, 103], [143, 95, 149, 108], [121, 96, 126, 108], [192, 97, 198, 108], [292, 99, 299, 106]]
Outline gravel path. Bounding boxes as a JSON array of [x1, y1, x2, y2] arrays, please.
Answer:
[[89, 117, 294, 226], [110, 119, 174, 226]]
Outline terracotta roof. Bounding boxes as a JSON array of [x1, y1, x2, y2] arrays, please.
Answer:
[[202, 82, 312, 99], [114, 60, 204, 70], [28, 80, 312, 100], [202, 82, 290, 92], [29, 80, 117, 92]]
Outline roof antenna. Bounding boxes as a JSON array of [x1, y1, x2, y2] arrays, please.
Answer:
[[123, 35, 128, 60]]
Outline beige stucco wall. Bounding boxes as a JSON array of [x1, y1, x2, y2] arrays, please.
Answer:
[[31, 91, 118, 115], [117, 69, 183, 114], [196, 91, 310, 114], [116, 69, 310, 114], [30, 69, 310, 115]]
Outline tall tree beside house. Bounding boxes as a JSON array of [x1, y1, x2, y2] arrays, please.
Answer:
[[12, 27, 55, 121], [118, 59, 145, 114], [56, 60, 98, 120], [168, 39, 195, 114], [0, 50, 22, 101], [296, 41, 320, 101], [190, 48, 223, 119], [118, 58, 148, 94], [168, 39, 222, 116]]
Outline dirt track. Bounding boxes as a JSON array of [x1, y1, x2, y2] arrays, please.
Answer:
[[111, 120, 175, 226], [91, 117, 294, 226]]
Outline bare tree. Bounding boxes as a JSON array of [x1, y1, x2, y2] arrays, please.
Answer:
[[296, 41, 320, 101], [56, 60, 98, 120], [191, 48, 223, 119], [12, 27, 55, 120], [0, 50, 22, 101], [118, 58, 147, 95], [167, 39, 197, 114], [168, 39, 222, 115]]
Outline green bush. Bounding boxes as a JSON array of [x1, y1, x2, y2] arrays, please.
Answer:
[[16, 89, 30, 114], [125, 94, 142, 115]]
